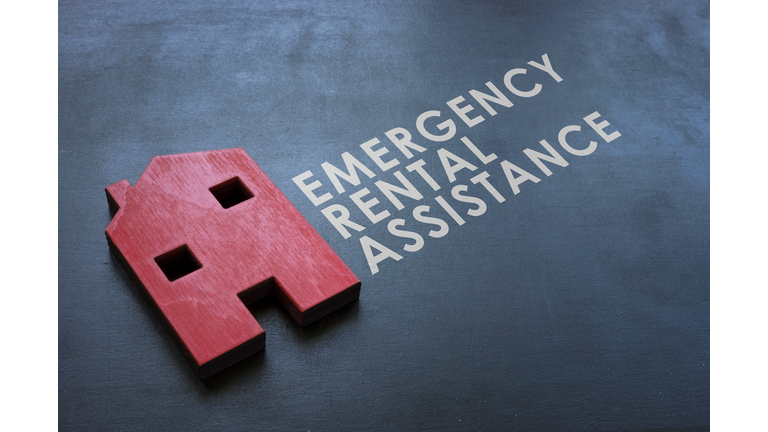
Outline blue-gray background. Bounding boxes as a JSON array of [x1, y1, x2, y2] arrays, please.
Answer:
[[59, 1, 709, 430]]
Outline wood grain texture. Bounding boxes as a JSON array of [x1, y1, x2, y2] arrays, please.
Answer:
[[105, 148, 361, 379]]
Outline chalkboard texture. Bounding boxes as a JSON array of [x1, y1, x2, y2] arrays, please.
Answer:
[[59, 1, 709, 430]]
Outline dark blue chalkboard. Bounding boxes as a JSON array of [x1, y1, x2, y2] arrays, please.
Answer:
[[59, 1, 709, 430]]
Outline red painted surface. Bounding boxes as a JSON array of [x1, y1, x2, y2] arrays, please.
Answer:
[[105, 148, 361, 379]]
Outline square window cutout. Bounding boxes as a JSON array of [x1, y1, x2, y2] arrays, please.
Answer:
[[155, 245, 202, 282], [209, 176, 254, 209]]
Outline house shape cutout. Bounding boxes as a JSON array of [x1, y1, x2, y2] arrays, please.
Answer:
[[105, 148, 361, 379]]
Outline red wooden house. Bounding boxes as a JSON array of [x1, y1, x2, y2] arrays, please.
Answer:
[[105, 148, 360, 379]]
